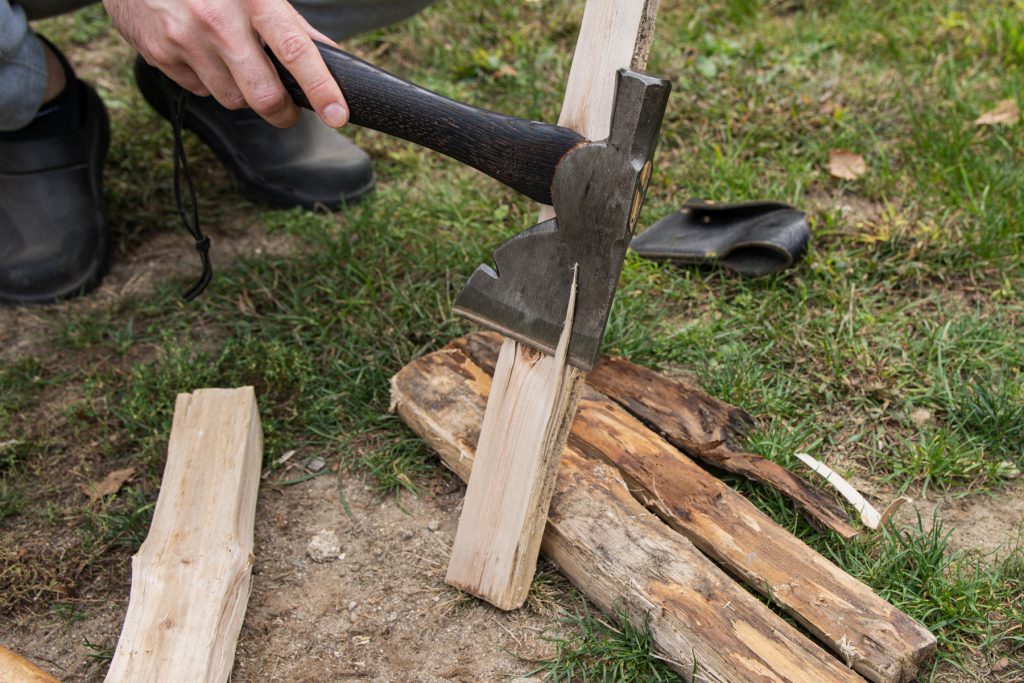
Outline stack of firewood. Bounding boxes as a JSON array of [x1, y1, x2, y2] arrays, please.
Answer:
[[391, 332, 936, 683]]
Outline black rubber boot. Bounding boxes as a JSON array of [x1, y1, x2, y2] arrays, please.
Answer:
[[0, 48, 110, 305], [134, 57, 375, 210]]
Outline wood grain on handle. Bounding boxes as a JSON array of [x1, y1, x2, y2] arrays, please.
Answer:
[[268, 42, 587, 205]]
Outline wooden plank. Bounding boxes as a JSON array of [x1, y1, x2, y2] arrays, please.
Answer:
[[448, 333, 936, 683], [445, 0, 661, 610], [0, 646, 59, 683], [106, 388, 263, 683], [587, 356, 859, 538], [446, 270, 584, 608], [392, 348, 866, 683]]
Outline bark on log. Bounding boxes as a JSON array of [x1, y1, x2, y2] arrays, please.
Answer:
[[445, 333, 937, 683], [391, 348, 865, 682], [105, 388, 263, 683], [588, 356, 859, 539]]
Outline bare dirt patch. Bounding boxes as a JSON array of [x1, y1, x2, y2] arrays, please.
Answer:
[[893, 480, 1024, 556], [1, 471, 559, 682]]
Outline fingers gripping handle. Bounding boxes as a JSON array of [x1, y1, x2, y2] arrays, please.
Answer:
[[268, 41, 586, 205]]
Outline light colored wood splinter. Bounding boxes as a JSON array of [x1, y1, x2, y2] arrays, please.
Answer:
[[795, 452, 910, 530], [105, 387, 263, 683], [445, 0, 661, 610]]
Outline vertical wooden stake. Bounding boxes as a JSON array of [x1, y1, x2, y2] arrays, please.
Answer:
[[445, 0, 661, 609], [447, 268, 582, 608], [106, 387, 262, 683]]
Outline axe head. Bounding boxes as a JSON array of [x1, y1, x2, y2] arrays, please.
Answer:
[[453, 69, 671, 370]]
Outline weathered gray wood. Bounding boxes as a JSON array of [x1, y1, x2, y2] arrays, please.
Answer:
[[588, 356, 859, 539]]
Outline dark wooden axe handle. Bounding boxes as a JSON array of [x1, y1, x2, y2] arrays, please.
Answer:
[[268, 41, 587, 205]]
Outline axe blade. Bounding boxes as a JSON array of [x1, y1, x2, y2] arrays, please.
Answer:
[[453, 69, 671, 370]]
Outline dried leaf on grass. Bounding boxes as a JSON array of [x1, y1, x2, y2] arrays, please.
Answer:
[[83, 467, 136, 503], [828, 149, 867, 180], [493, 64, 519, 79], [975, 99, 1020, 126]]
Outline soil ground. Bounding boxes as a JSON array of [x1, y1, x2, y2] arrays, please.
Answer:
[[3, 2, 1023, 681], [4, 470, 561, 682]]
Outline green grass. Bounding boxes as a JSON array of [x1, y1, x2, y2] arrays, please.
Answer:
[[726, 480, 1024, 675], [829, 517, 1024, 665], [532, 604, 680, 682], [3, 0, 1023, 680]]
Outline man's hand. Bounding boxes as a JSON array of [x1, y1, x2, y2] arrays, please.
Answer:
[[103, 0, 348, 128]]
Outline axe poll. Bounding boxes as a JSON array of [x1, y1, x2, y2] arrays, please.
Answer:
[[272, 42, 671, 369]]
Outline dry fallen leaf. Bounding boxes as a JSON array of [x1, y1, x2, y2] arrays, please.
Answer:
[[493, 64, 519, 79], [83, 466, 136, 503], [975, 99, 1020, 126], [828, 149, 867, 180]]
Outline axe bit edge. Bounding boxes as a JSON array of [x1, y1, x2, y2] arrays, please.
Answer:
[[453, 69, 672, 371]]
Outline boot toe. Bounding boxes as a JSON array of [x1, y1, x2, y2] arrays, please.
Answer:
[[0, 83, 110, 305]]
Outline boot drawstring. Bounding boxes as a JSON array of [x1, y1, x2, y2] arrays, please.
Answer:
[[166, 78, 212, 301]]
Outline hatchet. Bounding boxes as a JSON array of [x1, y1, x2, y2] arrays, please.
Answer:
[[273, 42, 671, 369]]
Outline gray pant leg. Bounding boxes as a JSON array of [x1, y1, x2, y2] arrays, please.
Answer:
[[291, 0, 435, 39], [0, 3, 47, 130], [1, 0, 92, 130]]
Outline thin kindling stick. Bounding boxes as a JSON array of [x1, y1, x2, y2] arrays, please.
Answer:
[[795, 452, 909, 530]]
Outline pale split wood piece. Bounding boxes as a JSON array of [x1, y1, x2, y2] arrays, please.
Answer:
[[0, 645, 60, 683], [105, 387, 263, 683], [446, 268, 582, 608], [450, 332, 937, 683], [795, 452, 911, 530], [445, 0, 661, 610], [392, 348, 865, 682]]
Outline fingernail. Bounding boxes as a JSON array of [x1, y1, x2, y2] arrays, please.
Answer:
[[324, 103, 348, 128]]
